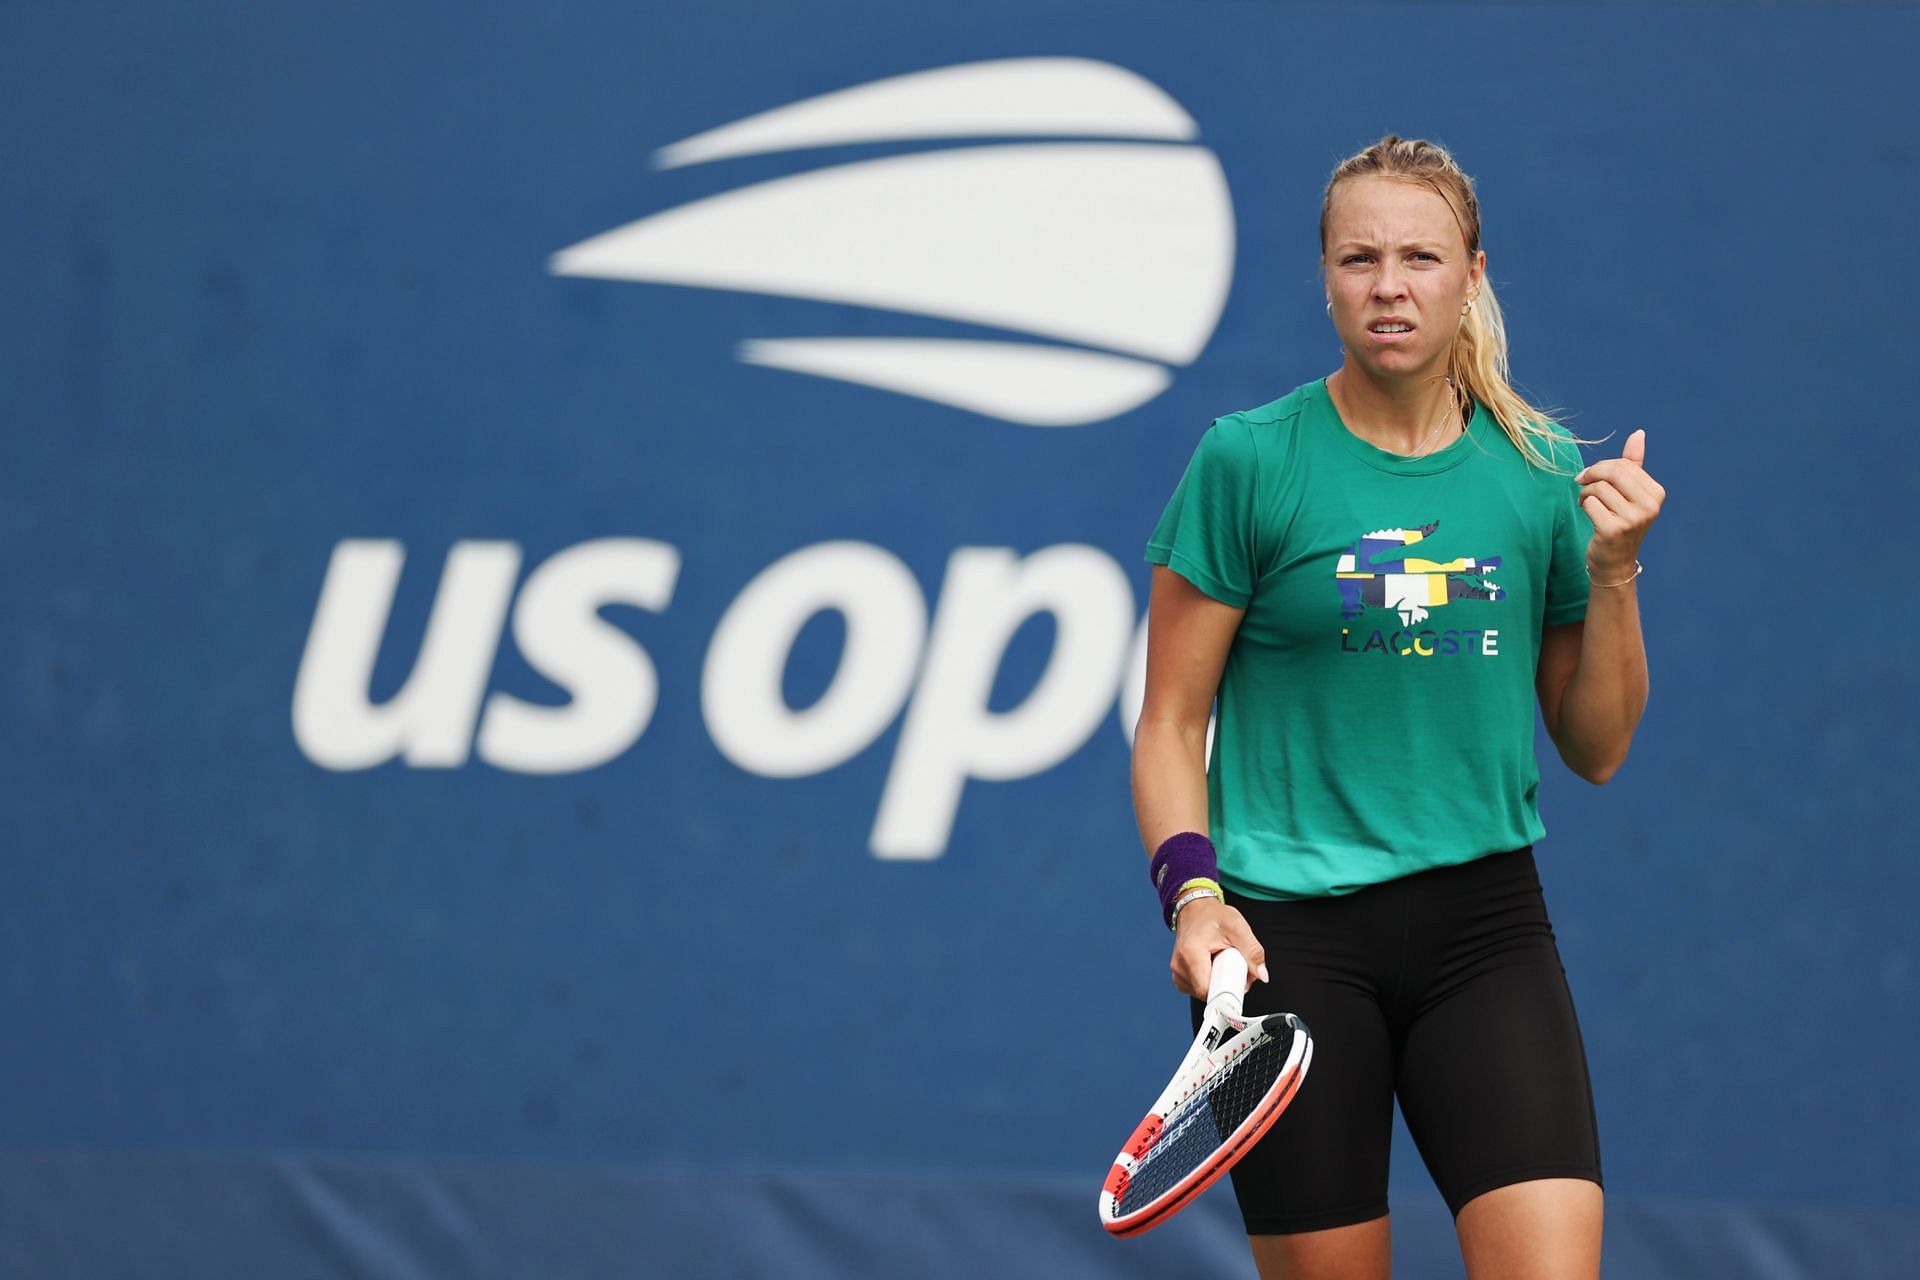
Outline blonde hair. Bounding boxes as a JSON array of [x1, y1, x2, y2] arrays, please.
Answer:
[[1321, 134, 1593, 472]]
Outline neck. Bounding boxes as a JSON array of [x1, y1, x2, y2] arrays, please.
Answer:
[[1328, 364, 1461, 455]]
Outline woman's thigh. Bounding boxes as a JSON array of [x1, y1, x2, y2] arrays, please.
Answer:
[[1199, 891, 1402, 1235], [1392, 852, 1603, 1218]]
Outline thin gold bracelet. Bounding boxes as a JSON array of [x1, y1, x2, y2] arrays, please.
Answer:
[[1587, 559, 1644, 589]]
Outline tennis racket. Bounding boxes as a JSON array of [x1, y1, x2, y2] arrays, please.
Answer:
[[1098, 946, 1313, 1237]]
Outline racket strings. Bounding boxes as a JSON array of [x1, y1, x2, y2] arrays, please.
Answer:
[[1115, 1028, 1296, 1215]]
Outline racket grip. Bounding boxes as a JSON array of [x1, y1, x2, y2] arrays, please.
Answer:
[[1206, 946, 1248, 1020]]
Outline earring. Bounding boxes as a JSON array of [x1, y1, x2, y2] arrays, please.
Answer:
[[1326, 300, 1333, 317], [1461, 297, 1474, 316]]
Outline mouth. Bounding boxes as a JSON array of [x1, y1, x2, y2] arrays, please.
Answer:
[[1367, 318, 1415, 344]]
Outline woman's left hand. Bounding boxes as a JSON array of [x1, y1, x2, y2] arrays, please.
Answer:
[[1575, 429, 1665, 577]]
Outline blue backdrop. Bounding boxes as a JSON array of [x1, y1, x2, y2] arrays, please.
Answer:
[[5, 1, 1917, 1275]]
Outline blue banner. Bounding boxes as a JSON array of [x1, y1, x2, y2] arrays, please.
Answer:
[[5, 0, 1916, 1272]]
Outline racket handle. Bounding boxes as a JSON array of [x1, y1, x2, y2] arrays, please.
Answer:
[[1206, 946, 1248, 1020]]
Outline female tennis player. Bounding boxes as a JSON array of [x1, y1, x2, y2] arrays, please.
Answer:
[[1132, 134, 1662, 1279]]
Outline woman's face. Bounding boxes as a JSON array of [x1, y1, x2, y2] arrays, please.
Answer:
[[1322, 175, 1485, 385]]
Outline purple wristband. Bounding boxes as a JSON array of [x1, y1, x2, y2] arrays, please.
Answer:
[[1149, 831, 1219, 927]]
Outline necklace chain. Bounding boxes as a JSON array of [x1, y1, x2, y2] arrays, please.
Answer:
[[1399, 394, 1460, 458]]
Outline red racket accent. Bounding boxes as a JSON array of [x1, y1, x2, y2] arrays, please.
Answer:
[[1103, 1115, 1164, 1200]]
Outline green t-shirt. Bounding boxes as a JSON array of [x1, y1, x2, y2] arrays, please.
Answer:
[[1145, 378, 1593, 900]]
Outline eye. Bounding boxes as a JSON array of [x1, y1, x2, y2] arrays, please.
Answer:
[[1410, 252, 1440, 263], [1341, 254, 1373, 266]]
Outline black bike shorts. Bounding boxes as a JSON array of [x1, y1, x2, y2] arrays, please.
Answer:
[[1189, 845, 1602, 1235]]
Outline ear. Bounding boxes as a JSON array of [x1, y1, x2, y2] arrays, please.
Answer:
[[1469, 248, 1487, 296]]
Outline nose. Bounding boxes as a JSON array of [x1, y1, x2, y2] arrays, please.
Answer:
[[1372, 264, 1407, 302]]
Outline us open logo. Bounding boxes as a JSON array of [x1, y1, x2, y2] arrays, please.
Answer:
[[293, 58, 1226, 858], [548, 56, 1236, 426]]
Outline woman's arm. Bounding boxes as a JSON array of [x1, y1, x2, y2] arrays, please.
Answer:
[[1133, 566, 1240, 850], [1536, 606, 1644, 784], [1133, 566, 1267, 996], [1537, 428, 1664, 784]]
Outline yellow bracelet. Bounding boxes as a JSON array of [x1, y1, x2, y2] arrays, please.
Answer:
[[1175, 877, 1223, 899], [1588, 559, 1643, 589]]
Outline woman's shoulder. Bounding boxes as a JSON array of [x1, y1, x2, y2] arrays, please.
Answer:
[[1216, 380, 1319, 432], [1184, 381, 1322, 481], [1472, 404, 1584, 476]]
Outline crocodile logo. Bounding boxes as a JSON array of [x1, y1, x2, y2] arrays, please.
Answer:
[[1335, 521, 1503, 626]]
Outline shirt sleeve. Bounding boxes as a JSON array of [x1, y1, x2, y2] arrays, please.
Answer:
[[1543, 428, 1595, 627], [1144, 416, 1260, 608]]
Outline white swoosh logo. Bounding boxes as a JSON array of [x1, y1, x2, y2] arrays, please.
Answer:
[[550, 58, 1235, 425], [651, 55, 1199, 168]]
